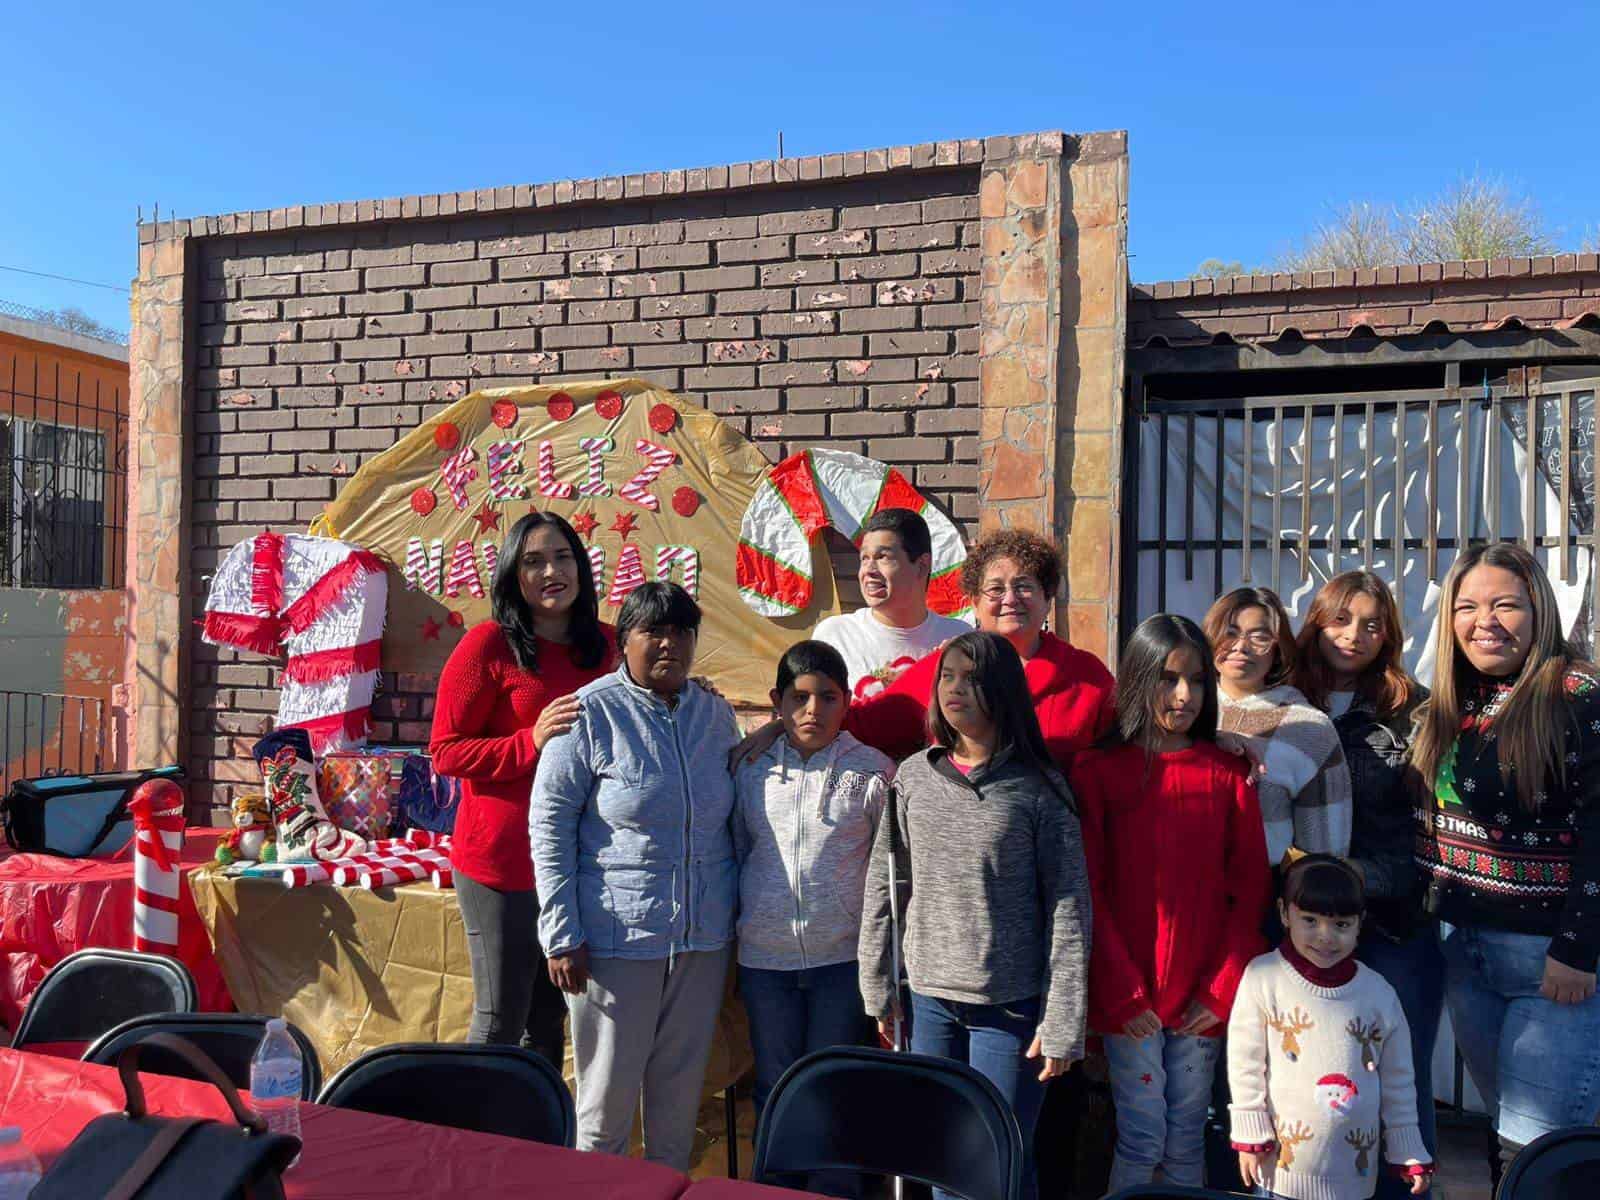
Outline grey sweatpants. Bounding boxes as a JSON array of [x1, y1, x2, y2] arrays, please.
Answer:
[[567, 947, 732, 1170]]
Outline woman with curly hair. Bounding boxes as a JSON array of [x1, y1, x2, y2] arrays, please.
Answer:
[[838, 527, 1116, 765]]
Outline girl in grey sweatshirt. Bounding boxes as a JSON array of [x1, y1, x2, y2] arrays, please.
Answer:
[[859, 631, 1091, 1200]]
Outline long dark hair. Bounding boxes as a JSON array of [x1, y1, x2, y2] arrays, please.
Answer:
[[1106, 613, 1219, 751], [491, 511, 607, 673], [928, 631, 1074, 808], [1202, 585, 1298, 688], [1292, 570, 1418, 718]]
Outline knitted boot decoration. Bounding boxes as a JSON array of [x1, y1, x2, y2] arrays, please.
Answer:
[[253, 728, 368, 862]]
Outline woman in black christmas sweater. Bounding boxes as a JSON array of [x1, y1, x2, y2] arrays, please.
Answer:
[[1412, 541, 1600, 1173]]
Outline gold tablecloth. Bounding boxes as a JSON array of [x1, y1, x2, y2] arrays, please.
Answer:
[[187, 868, 753, 1090]]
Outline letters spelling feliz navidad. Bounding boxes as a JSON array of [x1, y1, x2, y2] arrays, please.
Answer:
[[316, 378, 843, 706]]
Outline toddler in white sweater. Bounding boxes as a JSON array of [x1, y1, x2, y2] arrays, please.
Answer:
[[1229, 855, 1433, 1200]]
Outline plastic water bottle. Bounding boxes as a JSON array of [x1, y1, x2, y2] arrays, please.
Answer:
[[249, 1018, 303, 1165], [0, 1127, 42, 1199]]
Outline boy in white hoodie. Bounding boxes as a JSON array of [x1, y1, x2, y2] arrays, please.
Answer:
[[733, 640, 895, 1150]]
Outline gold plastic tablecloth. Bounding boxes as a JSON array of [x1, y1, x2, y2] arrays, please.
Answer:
[[187, 868, 753, 1090]]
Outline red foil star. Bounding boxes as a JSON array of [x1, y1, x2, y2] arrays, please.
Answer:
[[471, 504, 502, 534], [609, 511, 639, 540], [446, 611, 465, 628], [570, 511, 599, 539], [420, 617, 442, 641]]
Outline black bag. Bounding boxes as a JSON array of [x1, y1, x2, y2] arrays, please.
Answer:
[[33, 1033, 300, 1200], [1, 765, 183, 857]]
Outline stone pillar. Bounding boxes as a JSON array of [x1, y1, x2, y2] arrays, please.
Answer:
[[130, 229, 193, 767], [977, 132, 1128, 665]]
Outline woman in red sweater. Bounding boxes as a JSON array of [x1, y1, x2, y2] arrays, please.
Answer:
[[1072, 613, 1271, 1192], [429, 512, 614, 1066], [842, 528, 1115, 765]]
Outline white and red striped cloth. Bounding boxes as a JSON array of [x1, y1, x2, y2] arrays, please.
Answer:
[[201, 532, 389, 752]]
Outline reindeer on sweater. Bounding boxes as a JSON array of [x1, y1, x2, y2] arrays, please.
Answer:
[[1267, 1005, 1316, 1061], [1346, 1016, 1385, 1072], [1345, 1128, 1379, 1176], [1276, 1119, 1315, 1170]]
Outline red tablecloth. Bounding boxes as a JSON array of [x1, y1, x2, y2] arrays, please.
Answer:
[[0, 829, 232, 1030], [0, 1047, 691, 1200]]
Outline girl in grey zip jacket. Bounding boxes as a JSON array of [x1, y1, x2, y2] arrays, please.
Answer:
[[732, 731, 895, 971]]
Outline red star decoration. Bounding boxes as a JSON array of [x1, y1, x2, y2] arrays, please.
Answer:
[[420, 617, 442, 641], [471, 503, 502, 534], [1140, 1074, 1153, 1085], [446, 611, 465, 628], [609, 511, 639, 540], [570, 511, 599, 539]]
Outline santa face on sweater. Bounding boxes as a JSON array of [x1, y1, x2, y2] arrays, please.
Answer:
[[1315, 1072, 1359, 1115]]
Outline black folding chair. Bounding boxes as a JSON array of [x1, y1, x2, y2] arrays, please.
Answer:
[[752, 1046, 1024, 1200], [10, 948, 197, 1051], [317, 1042, 575, 1147], [83, 1013, 322, 1100], [1496, 1126, 1600, 1200]]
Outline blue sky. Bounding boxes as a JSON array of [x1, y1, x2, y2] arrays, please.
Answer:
[[5, 2, 1595, 337]]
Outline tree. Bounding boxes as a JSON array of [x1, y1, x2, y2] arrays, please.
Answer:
[[1276, 202, 1404, 273], [1191, 258, 1250, 280], [24, 305, 126, 344]]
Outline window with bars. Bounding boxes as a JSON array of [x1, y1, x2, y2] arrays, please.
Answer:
[[1127, 361, 1600, 672]]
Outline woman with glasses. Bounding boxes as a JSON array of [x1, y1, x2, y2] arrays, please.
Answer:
[[1201, 587, 1352, 866], [839, 528, 1116, 765]]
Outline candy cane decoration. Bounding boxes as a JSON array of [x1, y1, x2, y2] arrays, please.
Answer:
[[536, 440, 574, 500], [403, 829, 450, 850], [445, 538, 485, 599], [587, 545, 607, 593], [606, 543, 645, 607], [481, 540, 498, 580], [280, 836, 453, 888], [431, 865, 455, 889], [577, 437, 613, 498], [404, 537, 443, 592], [439, 446, 479, 511], [202, 534, 388, 752], [486, 441, 527, 500], [737, 448, 971, 620], [618, 439, 678, 511], [655, 545, 700, 597], [128, 779, 187, 955]]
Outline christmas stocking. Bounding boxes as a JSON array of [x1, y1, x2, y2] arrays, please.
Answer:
[[253, 728, 368, 862]]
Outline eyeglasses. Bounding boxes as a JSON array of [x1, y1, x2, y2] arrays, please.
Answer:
[[1225, 630, 1278, 651], [980, 581, 1040, 602]]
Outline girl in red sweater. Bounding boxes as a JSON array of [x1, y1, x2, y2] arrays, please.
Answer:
[[1072, 613, 1271, 1191], [429, 512, 614, 1067]]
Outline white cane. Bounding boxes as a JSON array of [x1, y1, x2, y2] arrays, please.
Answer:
[[885, 787, 907, 1200]]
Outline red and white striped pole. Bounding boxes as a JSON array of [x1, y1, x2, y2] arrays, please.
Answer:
[[128, 779, 188, 954]]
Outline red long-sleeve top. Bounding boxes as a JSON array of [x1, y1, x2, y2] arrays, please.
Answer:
[[429, 620, 615, 891], [1072, 741, 1272, 1036], [842, 631, 1116, 766]]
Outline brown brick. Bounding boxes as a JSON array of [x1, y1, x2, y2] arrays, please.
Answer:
[[916, 408, 980, 434], [635, 343, 705, 367], [265, 252, 325, 273], [717, 236, 792, 263], [922, 195, 979, 222], [365, 313, 427, 335], [344, 292, 407, 314], [841, 202, 923, 229], [612, 271, 683, 297], [563, 348, 631, 371], [429, 308, 495, 332], [641, 294, 711, 318], [413, 286, 477, 310], [686, 317, 757, 340], [571, 248, 639, 274], [540, 325, 610, 349], [431, 260, 493, 285], [686, 365, 757, 389], [784, 386, 862, 411], [641, 243, 713, 269], [839, 307, 918, 333], [480, 283, 543, 306], [718, 289, 794, 314], [868, 382, 950, 409], [405, 333, 470, 356], [274, 343, 336, 364], [270, 429, 331, 452], [684, 216, 760, 241], [877, 223, 957, 252], [284, 296, 342, 319], [351, 247, 412, 268], [470, 329, 538, 352], [759, 210, 836, 236], [570, 300, 636, 324], [797, 283, 873, 308], [302, 270, 361, 294], [761, 362, 835, 386], [915, 463, 978, 489], [498, 304, 564, 327], [705, 389, 782, 414], [867, 436, 947, 463], [338, 338, 404, 359], [545, 277, 610, 301], [831, 411, 908, 437], [759, 312, 836, 336], [683, 265, 757, 291], [613, 320, 683, 344], [240, 322, 298, 344], [301, 318, 362, 340], [924, 301, 978, 327], [500, 254, 567, 280], [869, 331, 950, 356], [548, 229, 615, 252], [838, 254, 920, 282], [924, 248, 980, 275], [787, 335, 865, 359]]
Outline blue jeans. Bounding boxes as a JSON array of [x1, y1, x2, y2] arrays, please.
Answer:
[[739, 959, 872, 1116], [1441, 924, 1600, 1148], [910, 991, 1044, 1200], [1103, 1031, 1221, 1190], [1358, 929, 1444, 1199]]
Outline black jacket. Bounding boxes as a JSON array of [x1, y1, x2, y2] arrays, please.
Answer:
[[1331, 687, 1427, 939]]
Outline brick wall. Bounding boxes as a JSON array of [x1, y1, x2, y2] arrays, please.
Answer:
[[187, 171, 981, 814]]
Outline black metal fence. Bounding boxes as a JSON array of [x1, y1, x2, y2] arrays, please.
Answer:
[[1128, 361, 1600, 657], [0, 352, 128, 590], [0, 690, 113, 795]]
